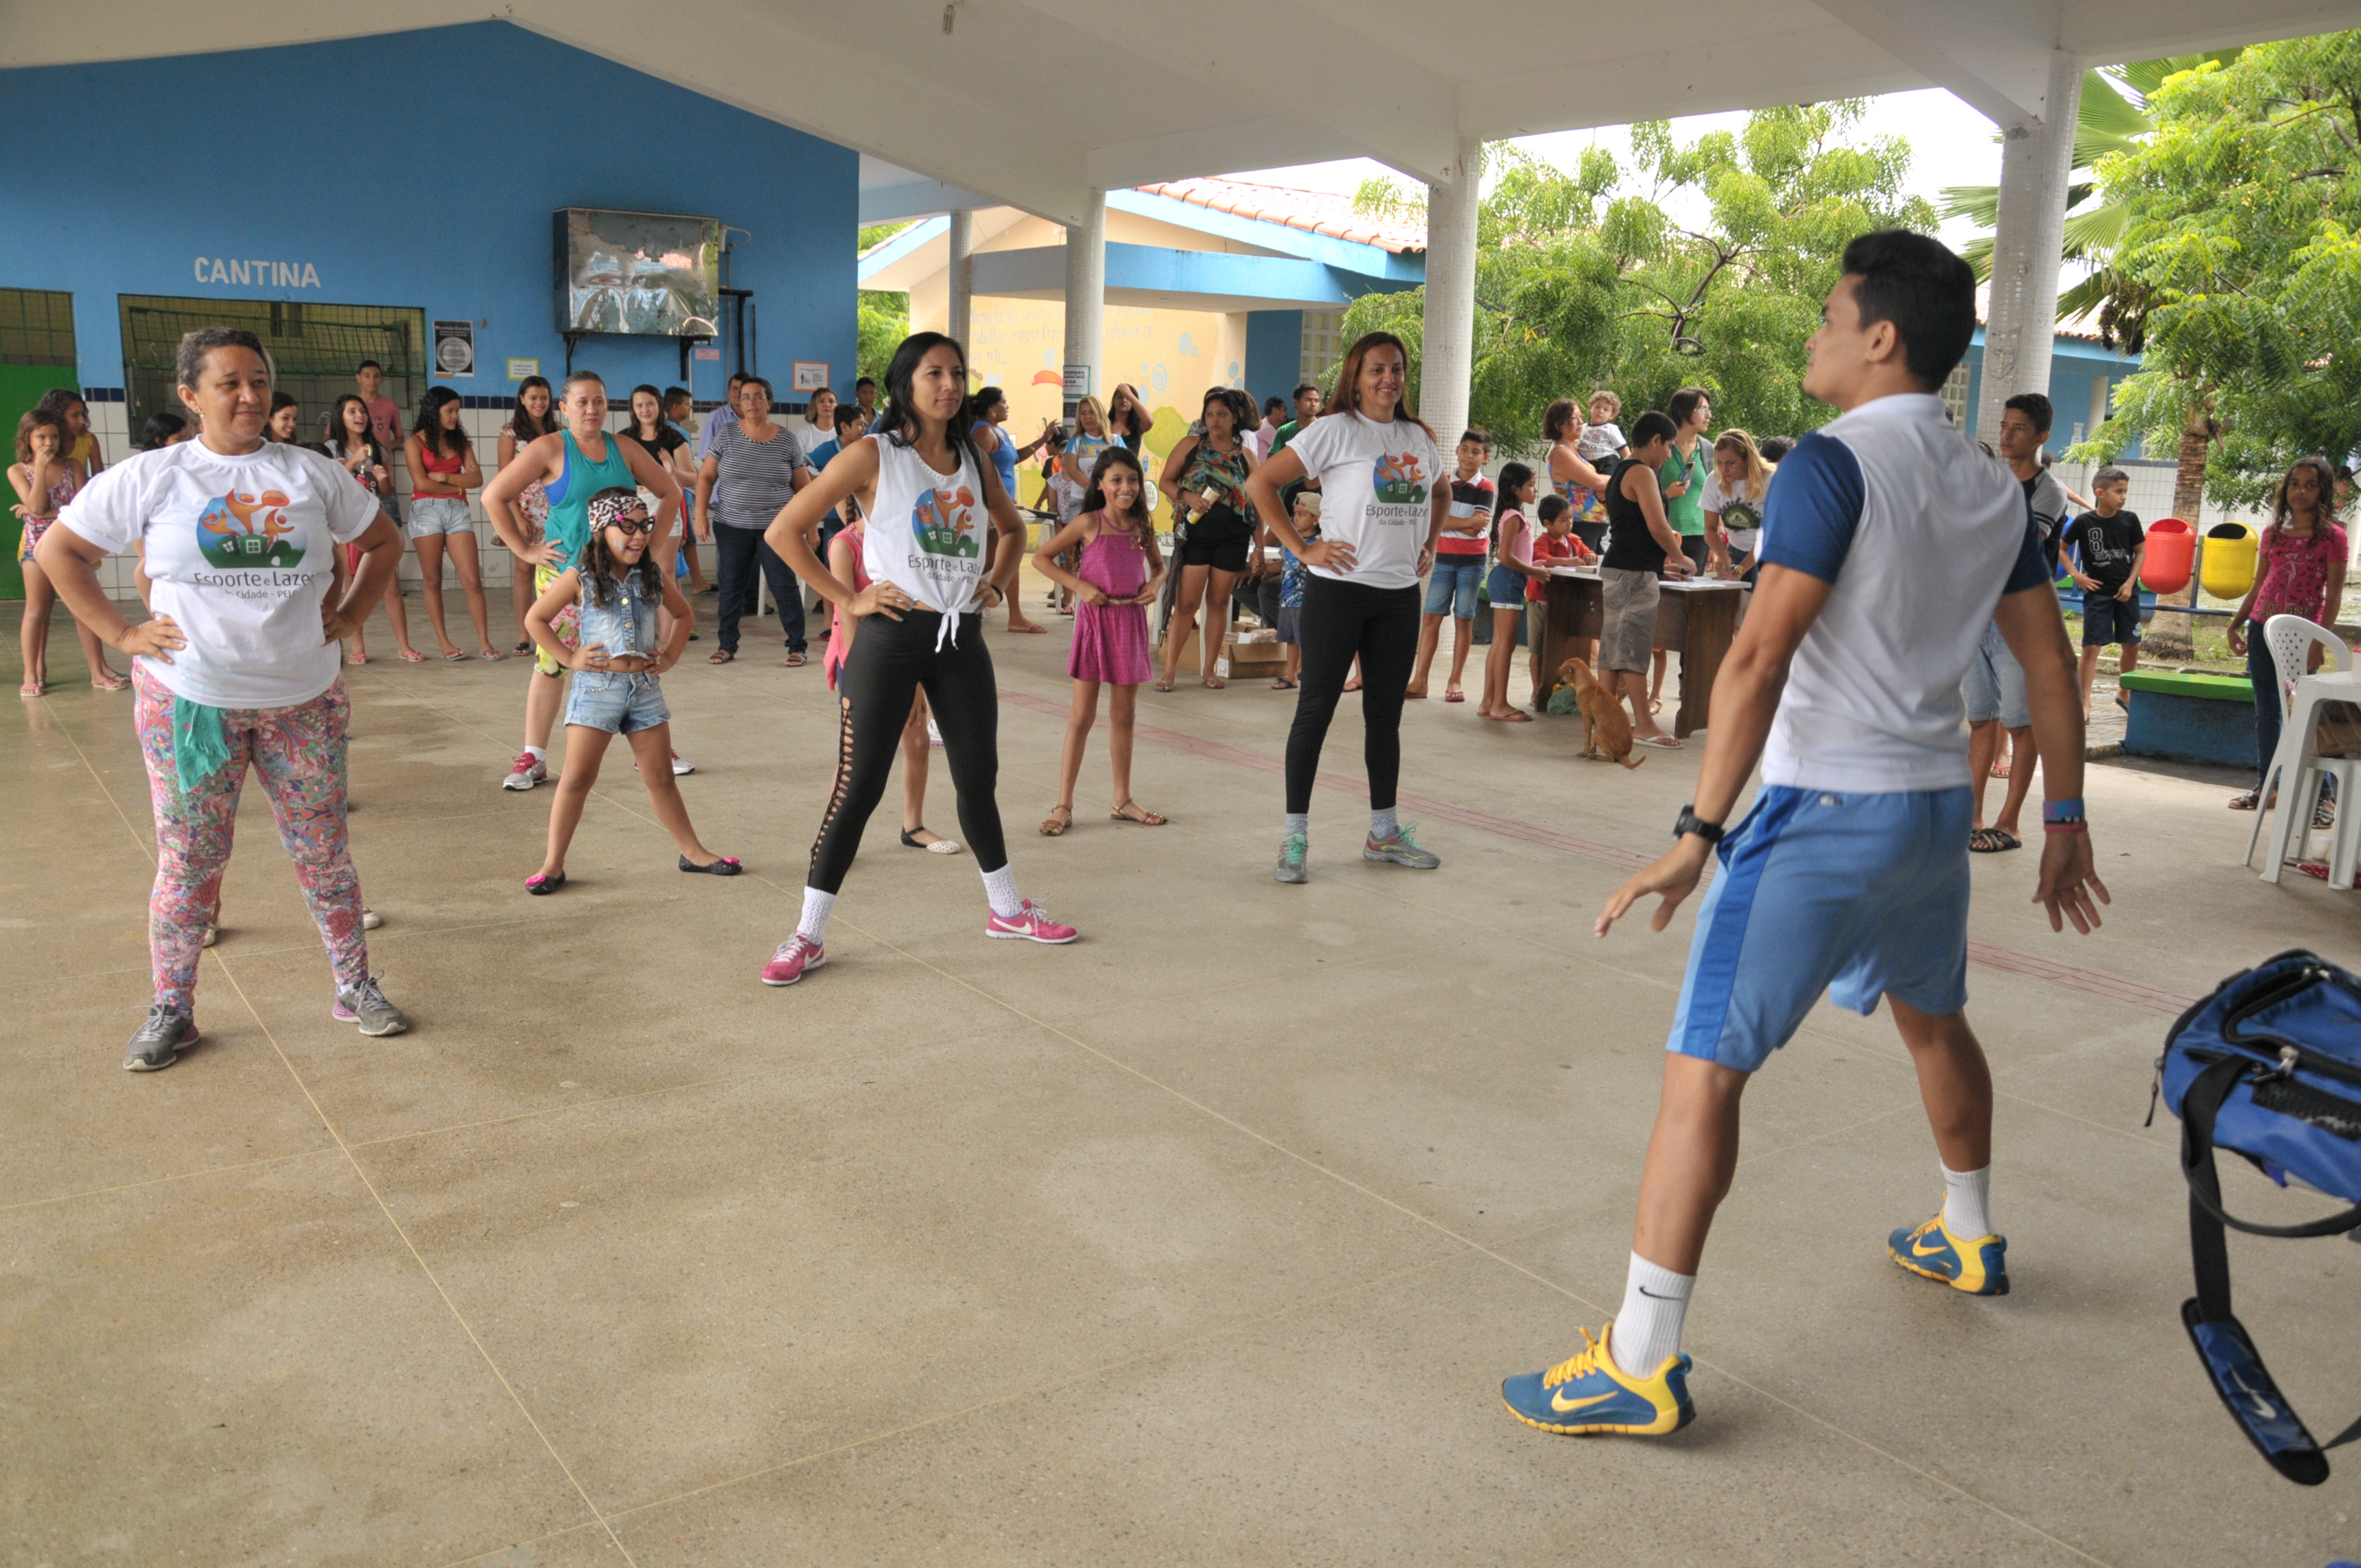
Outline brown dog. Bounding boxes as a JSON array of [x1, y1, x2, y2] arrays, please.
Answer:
[[1562, 656, 1643, 769]]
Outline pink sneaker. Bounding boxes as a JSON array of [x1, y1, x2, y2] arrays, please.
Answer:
[[985, 900, 1078, 944], [501, 752, 548, 791], [761, 934, 826, 986]]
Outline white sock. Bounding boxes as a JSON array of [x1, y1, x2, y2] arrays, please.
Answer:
[[525, 744, 547, 763], [797, 887, 835, 943], [981, 863, 1023, 918], [1283, 812, 1308, 841], [1370, 805, 1399, 841], [1942, 1163, 1992, 1239], [1611, 1252, 1694, 1379]]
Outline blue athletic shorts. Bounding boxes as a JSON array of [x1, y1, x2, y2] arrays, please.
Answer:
[[1667, 785, 1973, 1072]]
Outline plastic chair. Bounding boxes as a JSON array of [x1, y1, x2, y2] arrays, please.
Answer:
[[2249, 615, 2361, 883]]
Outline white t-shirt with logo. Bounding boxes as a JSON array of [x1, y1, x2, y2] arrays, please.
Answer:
[[62, 440, 383, 708], [1700, 470, 1767, 555], [1280, 411, 1441, 590]]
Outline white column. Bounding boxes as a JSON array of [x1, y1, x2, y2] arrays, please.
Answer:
[[1421, 137, 1481, 450], [1973, 52, 2082, 443], [947, 209, 973, 349], [1060, 188, 1106, 421]]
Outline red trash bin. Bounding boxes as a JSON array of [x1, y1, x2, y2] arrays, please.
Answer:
[[2141, 518, 2195, 595]]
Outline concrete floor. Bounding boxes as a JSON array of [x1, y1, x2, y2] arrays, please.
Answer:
[[5, 584, 2360, 1568]]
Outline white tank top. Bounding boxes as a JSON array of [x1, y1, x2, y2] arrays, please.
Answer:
[[860, 432, 990, 648]]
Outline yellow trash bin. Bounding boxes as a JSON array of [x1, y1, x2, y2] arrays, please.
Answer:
[[2200, 521, 2258, 601]]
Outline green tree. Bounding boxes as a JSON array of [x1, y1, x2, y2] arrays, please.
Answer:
[[2078, 35, 2361, 511], [855, 221, 916, 389], [1341, 104, 1934, 451]]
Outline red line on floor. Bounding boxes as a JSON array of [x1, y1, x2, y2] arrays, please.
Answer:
[[998, 688, 2200, 1016]]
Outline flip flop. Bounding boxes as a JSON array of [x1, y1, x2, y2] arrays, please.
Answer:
[[1153, 680, 1175, 692], [1269, 678, 1297, 690], [1633, 733, 1683, 749], [1404, 689, 1428, 700], [348, 652, 369, 665], [515, 639, 534, 655], [1990, 757, 2012, 779], [18, 681, 43, 698], [1443, 686, 1465, 703], [92, 670, 131, 690], [441, 650, 469, 662], [678, 854, 743, 876], [1342, 680, 1363, 693], [397, 649, 427, 663], [1008, 623, 1048, 634], [478, 649, 506, 661], [1483, 709, 1533, 723], [1203, 677, 1226, 689]]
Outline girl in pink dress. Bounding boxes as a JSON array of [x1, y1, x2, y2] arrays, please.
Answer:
[[822, 513, 961, 853], [1031, 447, 1167, 834]]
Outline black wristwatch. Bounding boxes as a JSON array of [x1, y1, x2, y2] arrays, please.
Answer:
[[1673, 805, 1724, 846]]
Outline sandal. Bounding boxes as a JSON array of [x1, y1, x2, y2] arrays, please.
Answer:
[[515, 639, 533, 655], [92, 669, 131, 690], [1269, 677, 1297, 690], [1969, 827, 2021, 853], [1153, 680, 1175, 693], [1040, 805, 1073, 837], [783, 650, 807, 668], [525, 871, 566, 895], [1202, 676, 1225, 689], [1991, 756, 2012, 780], [2227, 789, 2260, 811], [1342, 680, 1363, 693], [348, 652, 369, 666], [679, 854, 743, 876], [1633, 733, 1683, 749], [19, 680, 42, 698], [1110, 799, 1167, 826], [2315, 797, 2338, 830], [708, 649, 736, 664], [901, 827, 963, 854]]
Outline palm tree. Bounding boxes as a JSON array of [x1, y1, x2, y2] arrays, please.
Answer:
[[1939, 57, 2233, 322]]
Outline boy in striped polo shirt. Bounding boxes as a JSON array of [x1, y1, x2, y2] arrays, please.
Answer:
[[1407, 427, 1494, 701]]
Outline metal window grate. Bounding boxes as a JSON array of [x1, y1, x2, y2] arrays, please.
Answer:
[[1940, 361, 1971, 429], [1299, 309, 1343, 394], [0, 288, 77, 369], [117, 296, 426, 445]]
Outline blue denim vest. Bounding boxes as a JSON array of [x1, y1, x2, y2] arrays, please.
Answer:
[[576, 566, 660, 661]]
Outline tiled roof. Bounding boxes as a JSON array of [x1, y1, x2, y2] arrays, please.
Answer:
[[1132, 178, 1428, 254]]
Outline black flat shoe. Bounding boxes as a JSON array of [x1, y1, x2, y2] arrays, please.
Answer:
[[680, 854, 743, 876], [526, 871, 566, 895]]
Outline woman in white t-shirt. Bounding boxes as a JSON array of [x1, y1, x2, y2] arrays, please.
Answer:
[[1243, 331, 1452, 885], [754, 331, 1081, 990], [37, 327, 413, 1070], [1700, 428, 1775, 580]]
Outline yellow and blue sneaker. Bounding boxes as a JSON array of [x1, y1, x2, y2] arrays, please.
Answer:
[[1888, 1212, 2009, 1296], [1501, 1323, 1694, 1436]]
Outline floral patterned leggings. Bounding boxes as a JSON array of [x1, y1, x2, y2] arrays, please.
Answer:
[[133, 666, 371, 1009]]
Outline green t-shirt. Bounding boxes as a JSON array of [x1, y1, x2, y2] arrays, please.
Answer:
[[1661, 439, 1708, 537]]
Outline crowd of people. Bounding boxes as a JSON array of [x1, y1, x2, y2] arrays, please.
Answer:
[[23, 223, 2356, 1448]]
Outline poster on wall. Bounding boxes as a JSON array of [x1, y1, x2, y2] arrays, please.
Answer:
[[791, 361, 830, 393], [433, 320, 476, 378], [507, 357, 541, 382]]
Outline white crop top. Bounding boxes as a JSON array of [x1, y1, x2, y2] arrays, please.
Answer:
[[860, 432, 992, 647]]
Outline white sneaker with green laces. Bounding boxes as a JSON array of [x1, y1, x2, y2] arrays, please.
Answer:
[[1363, 822, 1440, 869], [1274, 832, 1309, 884]]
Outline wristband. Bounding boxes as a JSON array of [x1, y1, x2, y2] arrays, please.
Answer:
[[2041, 799, 2085, 825]]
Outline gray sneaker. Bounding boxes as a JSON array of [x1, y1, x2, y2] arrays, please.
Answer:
[[1274, 832, 1310, 884], [332, 976, 410, 1037], [125, 1004, 198, 1072], [1363, 821, 1441, 870]]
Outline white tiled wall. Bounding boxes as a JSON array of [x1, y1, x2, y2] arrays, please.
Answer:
[[79, 399, 825, 600]]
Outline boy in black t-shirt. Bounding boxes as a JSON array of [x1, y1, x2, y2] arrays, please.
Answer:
[[2061, 466, 2145, 711]]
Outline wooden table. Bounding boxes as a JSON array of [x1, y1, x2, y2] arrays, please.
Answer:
[[1535, 569, 1746, 738]]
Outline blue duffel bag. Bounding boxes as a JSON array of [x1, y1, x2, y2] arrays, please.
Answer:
[[2158, 948, 2361, 1485]]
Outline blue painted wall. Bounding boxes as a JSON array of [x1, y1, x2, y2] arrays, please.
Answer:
[[0, 21, 855, 406], [1960, 332, 2141, 457], [1244, 312, 1302, 407]]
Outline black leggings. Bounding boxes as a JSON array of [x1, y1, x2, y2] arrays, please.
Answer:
[[808, 609, 1007, 891], [1285, 576, 1421, 814]]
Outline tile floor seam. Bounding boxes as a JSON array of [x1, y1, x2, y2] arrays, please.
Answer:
[[0, 1143, 347, 1214], [583, 1244, 1484, 1537], [48, 694, 642, 1566]]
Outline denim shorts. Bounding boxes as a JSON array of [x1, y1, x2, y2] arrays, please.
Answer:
[[2082, 592, 2144, 647], [1961, 619, 2029, 730], [1484, 563, 1526, 612], [407, 496, 474, 538], [1425, 556, 1483, 618], [1668, 785, 1973, 1072], [563, 670, 670, 734]]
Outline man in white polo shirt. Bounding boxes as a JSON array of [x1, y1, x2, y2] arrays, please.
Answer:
[[1501, 230, 2108, 1440]]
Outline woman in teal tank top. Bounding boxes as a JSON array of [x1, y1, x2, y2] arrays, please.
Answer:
[[482, 370, 688, 788]]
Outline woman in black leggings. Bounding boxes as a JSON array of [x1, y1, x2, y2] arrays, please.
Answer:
[[761, 332, 1080, 987], [1244, 333, 1452, 885]]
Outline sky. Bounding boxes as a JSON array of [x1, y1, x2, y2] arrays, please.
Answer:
[[1222, 88, 2006, 248]]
